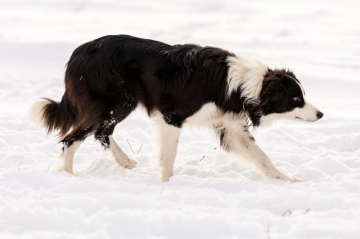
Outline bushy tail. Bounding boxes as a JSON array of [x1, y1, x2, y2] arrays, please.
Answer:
[[28, 96, 78, 140]]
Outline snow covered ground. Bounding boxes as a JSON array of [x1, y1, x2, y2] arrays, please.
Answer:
[[1, 0, 360, 238]]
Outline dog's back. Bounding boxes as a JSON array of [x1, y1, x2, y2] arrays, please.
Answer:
[[59, 35, 233, 133]]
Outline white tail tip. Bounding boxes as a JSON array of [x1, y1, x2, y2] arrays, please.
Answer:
[[28, 99, 51, 128]]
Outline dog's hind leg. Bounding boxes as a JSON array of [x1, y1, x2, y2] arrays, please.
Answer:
[[95, 113, 138, 169], [108, 135, 138, 168], [60, 127, 94, 174], [60, 141, 82, 174], [155, 116, 182, 182], [220, 123, 301, 182]]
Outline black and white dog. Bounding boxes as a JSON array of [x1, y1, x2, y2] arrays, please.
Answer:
[[29, 35, 323, 182]]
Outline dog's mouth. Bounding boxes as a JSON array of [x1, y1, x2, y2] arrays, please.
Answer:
[[295, 117, 317, 122]]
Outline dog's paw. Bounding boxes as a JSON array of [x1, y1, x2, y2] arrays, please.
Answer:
[[269, 172, 301, 183], [159, 169, 174, 183], [291, 176, 302, 182], [276, 175, 302, 183], [124, 158, 138, 169], [57, 167, 76, 176], [114, 155, 138, 169], [56, 164, 74, 175]]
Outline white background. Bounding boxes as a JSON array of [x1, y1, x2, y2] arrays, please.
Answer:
[[0, 0, 360, 238]]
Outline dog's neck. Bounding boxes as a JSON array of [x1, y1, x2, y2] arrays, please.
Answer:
[[226, 54, 268, 104], [225, 54, 268, 127]]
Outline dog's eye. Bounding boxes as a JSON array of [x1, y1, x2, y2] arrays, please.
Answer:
[[293, 97, 301, 102]]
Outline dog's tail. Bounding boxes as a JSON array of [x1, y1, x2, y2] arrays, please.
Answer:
[[28, 95, 78, 140]]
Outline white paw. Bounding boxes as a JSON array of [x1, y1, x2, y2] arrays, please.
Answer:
[[290, 176, 302, 182], [275, 175, 302, 182], [115, 156, 138, 169], [124, 158, 138, 169], [160, 169, 174, 183], [267, 171, 302, 182], [56, 166, 75, 175], [56, 163, 74, 175]]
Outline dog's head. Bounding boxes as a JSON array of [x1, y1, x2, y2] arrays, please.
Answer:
[[258, 69, 323, 126]]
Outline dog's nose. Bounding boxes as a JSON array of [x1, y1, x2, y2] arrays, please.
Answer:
[[316, 111, 324, 119]]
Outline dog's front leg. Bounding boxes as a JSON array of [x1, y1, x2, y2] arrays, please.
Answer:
[[220, 124, 301, 182], [157, 120, 182, 182]]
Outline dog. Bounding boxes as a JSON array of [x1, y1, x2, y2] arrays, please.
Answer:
[[28, 35, 323, 182]]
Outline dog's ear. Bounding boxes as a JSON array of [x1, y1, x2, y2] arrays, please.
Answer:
[[261, 78, 284, 101], [268, 79, 283, 90]]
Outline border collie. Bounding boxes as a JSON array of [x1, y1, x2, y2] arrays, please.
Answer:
[[29, 35, 323, 182]]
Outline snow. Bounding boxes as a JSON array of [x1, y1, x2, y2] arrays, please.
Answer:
[[1, 0, 360, 238]]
